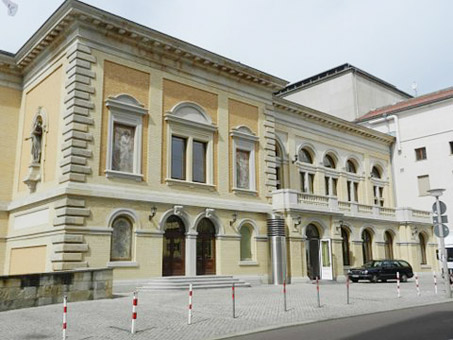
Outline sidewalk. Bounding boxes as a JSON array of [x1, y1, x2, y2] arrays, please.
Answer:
[[0, 274, 450, 340]]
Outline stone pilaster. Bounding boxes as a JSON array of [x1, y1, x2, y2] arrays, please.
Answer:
[[59, 42, 95, 183], [263, 108, 277, 200], [52, 197, 90, 271]]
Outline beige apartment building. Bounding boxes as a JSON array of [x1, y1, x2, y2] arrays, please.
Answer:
[[0, 0, 436, 283]]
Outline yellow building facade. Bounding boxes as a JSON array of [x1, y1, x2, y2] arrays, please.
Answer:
[[0, 0, 436, 282]]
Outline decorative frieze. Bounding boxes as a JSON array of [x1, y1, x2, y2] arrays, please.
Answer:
[[59, 42, 95, 184]]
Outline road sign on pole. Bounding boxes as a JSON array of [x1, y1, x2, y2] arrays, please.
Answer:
[[434, 224, 450, 238], [433, 215, 448, 224], [433, 201, 447, 215]]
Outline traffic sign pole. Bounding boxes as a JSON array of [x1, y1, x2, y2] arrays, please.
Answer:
[[434, 195, 451, 299]]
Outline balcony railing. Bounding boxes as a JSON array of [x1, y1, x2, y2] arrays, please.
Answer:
[[272, 189, 431, 224]]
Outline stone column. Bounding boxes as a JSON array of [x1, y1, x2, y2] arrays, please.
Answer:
[[185, 234, 197, 276]]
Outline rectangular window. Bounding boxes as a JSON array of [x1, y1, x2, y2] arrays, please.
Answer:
[[276, 166, 282, 190], [308, 174, 314, 194], [450, 141, 453, 154], [171, 136, 186, 180], [415, 147, 427, 161], [112, 123, 136, 173], [332, 178, 338, 197], [417, 175, 430, 196], [347, 180, 352, 201], [236, 149, 250, 189], [374, 185, 384, 206], [192, 140, 206, 183], [325, 176, 329, 196], [301, 172, 306, 193], [354, 182, 359, 203]]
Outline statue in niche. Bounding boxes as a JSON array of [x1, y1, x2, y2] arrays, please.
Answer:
[[27, 116, 43, 164], [23, 110, 46, 192]]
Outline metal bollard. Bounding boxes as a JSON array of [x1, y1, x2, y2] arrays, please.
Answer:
[[346, 276, 350, 305], [396, 272, 401, 298], [131, 291, 138, 334], [232, 283, 236, 318], [188, 284, 193, 325], [316, 276, 321, 308], [62, 295, 67, 340]]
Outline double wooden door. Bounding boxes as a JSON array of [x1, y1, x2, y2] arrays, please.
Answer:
[[196, 218, 216, 275], [162, 216, 185, 276]]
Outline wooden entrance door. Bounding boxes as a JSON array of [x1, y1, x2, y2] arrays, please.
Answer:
[[162, 216, 185, 276], [196, 218, 216, 275], [306, 224, 320, 280]]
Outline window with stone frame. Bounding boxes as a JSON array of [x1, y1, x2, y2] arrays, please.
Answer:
[[105, 94, 147, 181], [231, 126, 259, 193], [165, 102, 217, 187], [240, 224, 253, 261], [110, 216, 133, 261], [415, 147, 427, 161]]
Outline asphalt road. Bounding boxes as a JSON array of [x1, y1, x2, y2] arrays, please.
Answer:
[[228, 302, 453, 340]]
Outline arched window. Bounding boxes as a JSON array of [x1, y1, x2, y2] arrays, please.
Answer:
[[240, 225, 253, 261], [323, 154, 336, 169], [371, 166, 381, 179], [110, 216, 133, 261], [362, 229, 373, 264], [299, 148, 313, 164], [384, 231, 394, 259], [419, 233, 427, 264], [346, 160, 357, 173], [341, 227, 351, 266]]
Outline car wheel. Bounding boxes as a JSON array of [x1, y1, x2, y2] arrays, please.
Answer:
[[381, 279, 387, 283], [370, 274, 378, 283], [400, 274, 408, 282], [351, 278, 358, 283]]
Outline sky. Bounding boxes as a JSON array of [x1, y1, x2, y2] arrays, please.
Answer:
[[1, 0, 452, 95]]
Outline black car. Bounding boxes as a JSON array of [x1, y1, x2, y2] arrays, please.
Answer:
[[347, 259, 414, 283]]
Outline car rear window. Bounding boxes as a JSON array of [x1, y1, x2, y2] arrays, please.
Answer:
[[398, 260, 410, 267]]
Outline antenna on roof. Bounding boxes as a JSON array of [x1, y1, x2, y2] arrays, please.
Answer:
[[2, 0, 18, 16], [411, 81, 418, 97]]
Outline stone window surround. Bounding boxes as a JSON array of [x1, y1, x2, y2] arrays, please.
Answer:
[[231, 126, 259, 194], [105, 95, 148, 181], [164, 102, 217, 187]]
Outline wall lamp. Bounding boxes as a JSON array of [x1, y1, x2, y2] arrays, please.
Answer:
[[149, 206, 157, 221], [292, 154, 298, 164], [294, 216, 302, 227], [230, 212, 238, 226]]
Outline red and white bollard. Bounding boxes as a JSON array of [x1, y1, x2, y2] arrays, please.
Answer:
[[396, 272, 401, 298], [316, 276, 321, 308], [131, 291, 138, 334], [283, 279, 287, 312], [433, 271, 438, 295], [188, 283, 193, 325], [415, 274, 421, 296], [62, 295, 67, 340], [232, 283, 236, 318]]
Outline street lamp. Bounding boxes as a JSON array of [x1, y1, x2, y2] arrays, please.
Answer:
[[427, 188, 451, 298]]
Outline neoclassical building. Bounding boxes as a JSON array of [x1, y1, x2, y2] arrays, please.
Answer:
[[0, 0, 436, 282]]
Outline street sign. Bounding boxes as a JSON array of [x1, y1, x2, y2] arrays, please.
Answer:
[[433, 215, 449, 224], [433, 201, 447, 215], [434, 224, 449, 238]]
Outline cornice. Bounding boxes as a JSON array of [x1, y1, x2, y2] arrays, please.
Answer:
[[8, 0, 288, 92], [273, 97, 395, 145]]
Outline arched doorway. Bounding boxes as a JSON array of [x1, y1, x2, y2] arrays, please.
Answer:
[[362, 229, 373, 264], [306, 224, 320, 280], [196, 218, 216, 275], [162, 215, 186, 276], [384, 231, 394, 259]]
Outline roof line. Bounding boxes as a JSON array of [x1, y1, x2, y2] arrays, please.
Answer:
[[276, 63, 412, 98]]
